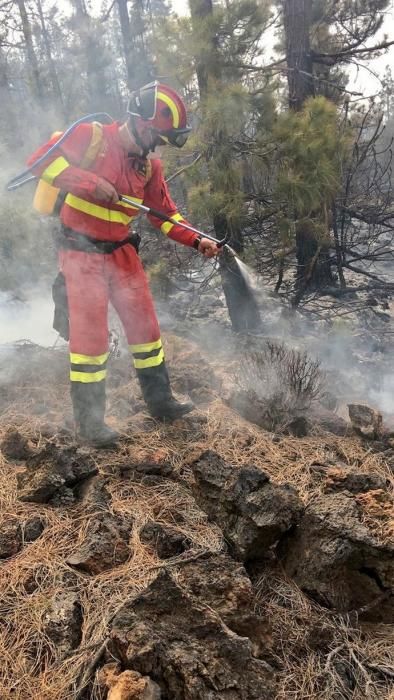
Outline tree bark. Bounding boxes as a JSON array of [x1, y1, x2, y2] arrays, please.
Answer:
[[36, 0, 64, 111], [283, 0, 314, 110], [189, 0, 262, 332], [16, 0, 44, 101], [117, 0, 137, 89], [283, 0, 335, 297]]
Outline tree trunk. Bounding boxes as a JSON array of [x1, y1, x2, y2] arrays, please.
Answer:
[[283, 0, 335, 297], [117, 0, 152, 90], [283, 0, 314, 110], [16, 0, 44, 102], [117, 0, 137, 89], [189, 0, 262, 333], [36, 0, 64, 111]]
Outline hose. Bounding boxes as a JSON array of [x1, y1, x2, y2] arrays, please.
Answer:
[[5, 113, 114, 192]]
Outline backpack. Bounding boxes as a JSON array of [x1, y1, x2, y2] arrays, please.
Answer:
[[33, 121, 104, 216]]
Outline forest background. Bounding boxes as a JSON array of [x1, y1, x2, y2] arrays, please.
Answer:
[[0, 0, 394, 334]]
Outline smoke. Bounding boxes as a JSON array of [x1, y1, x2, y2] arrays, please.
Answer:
[[0, 290, 58, 347]]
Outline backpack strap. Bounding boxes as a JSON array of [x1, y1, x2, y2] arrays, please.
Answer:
[[80, 121, 104, 168]]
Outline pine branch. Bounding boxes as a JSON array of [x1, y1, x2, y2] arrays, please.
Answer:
[[312, 38, 394, 65], [166, 153, 202, 183]]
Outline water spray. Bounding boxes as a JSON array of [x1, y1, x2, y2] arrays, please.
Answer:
[[119, 197, 257, 292]]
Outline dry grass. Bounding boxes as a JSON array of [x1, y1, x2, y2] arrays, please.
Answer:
[[0, 337, 393, 699], [256, 571, 394, 700]]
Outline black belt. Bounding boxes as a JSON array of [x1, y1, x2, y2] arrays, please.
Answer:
[[58, 226, 137, 254]]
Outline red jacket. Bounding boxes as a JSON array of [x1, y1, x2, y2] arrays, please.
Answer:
[[27, 122, 198, 246]]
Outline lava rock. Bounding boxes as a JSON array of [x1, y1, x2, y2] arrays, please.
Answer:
[[191, 450, 303, 561], [0, 429, 31, 460], [0, 519, 22, 558], [109, 569, 275, 699], [99, 663, 161, 700], [0, 516, 45, 559], [42, 591, 82, 660], [280, 491, 394, 621], [348, 404, 383, 439], [23, 516, 45, 542], [120, 449, 173, 480], [323, 466, 387, 494], [74, 475, 112, 512], [287, 416, 309, 437], [176, 553, 271, 656], [17, 444, 98, 504], [139, 521, 191, 559], [310, 405, 349, 436], [66, 513, 131, 574]]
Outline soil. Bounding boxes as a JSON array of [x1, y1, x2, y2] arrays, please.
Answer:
[[0, 335, 393, 700]]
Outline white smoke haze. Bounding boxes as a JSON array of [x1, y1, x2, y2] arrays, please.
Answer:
[[0, 291, 58, 347], [0, 99, 392, 426]]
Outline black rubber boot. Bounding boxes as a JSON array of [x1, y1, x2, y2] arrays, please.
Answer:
[[136, 362, 195, 421], [71, 381, 120, 447]]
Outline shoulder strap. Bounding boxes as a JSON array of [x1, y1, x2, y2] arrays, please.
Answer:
[[80, 121, 104, 169], [145, 158, 153, 182]]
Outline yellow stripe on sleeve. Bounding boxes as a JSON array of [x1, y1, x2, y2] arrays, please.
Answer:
[[41, 156, 70, 185], [160, 212, 184, 236]]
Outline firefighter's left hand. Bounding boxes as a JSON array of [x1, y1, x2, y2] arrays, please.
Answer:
[[198, 238, 220, 258]]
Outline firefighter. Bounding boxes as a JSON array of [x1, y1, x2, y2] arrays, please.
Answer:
[[28, 81, 219, 447]]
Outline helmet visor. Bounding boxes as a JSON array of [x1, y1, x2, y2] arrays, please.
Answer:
[[159, 127, 191, 148], [127, 81, 158, 120]]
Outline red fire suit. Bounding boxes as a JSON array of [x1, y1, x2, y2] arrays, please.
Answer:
[[28, 122, 199, 384]]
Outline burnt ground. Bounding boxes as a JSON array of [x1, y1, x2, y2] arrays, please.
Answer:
[[0, 334, 393, 700]]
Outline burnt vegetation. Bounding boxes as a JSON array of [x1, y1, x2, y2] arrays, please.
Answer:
[[234, 342, 323, 431], [0, 0, 394, 698]]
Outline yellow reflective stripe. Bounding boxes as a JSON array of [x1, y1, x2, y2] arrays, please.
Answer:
[[118, 194, 143, 213], [157, 91, 179, 128], [65, 194, 133, 224], [129, 339, 162, 354], [80, 122, 103, 168], [41, 156, 69, 185], [70, 352, 109, 365], [161, 213, 184, 236], [70, 369, 107, 383], [133, 349, 165, 369]]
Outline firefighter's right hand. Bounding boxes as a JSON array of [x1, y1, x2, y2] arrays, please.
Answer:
[[94, 177, 119, 203]]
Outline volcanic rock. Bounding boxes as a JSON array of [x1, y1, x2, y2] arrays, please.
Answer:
[[323, 466, 387, 494], [42, 591, 82, 659], [310, 405, 349, 436], [139, 521, 191, 559], [348, 403, 383, 439], [176, 553, 271, 655], [120, 449, 173, 480], [0, 428, 32, 460], [191, 450, 303, 561], [74, 475, 112, 512], [99, 664, 161, 700], [0, 516, 45, 559], [66, 513, 131, 574], [109, 569, 275, 699], [17, 444, 98, 504], [280, 491, 394, 621]]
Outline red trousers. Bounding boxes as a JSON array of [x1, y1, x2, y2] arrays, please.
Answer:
[[59, 245, 160, 356]]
